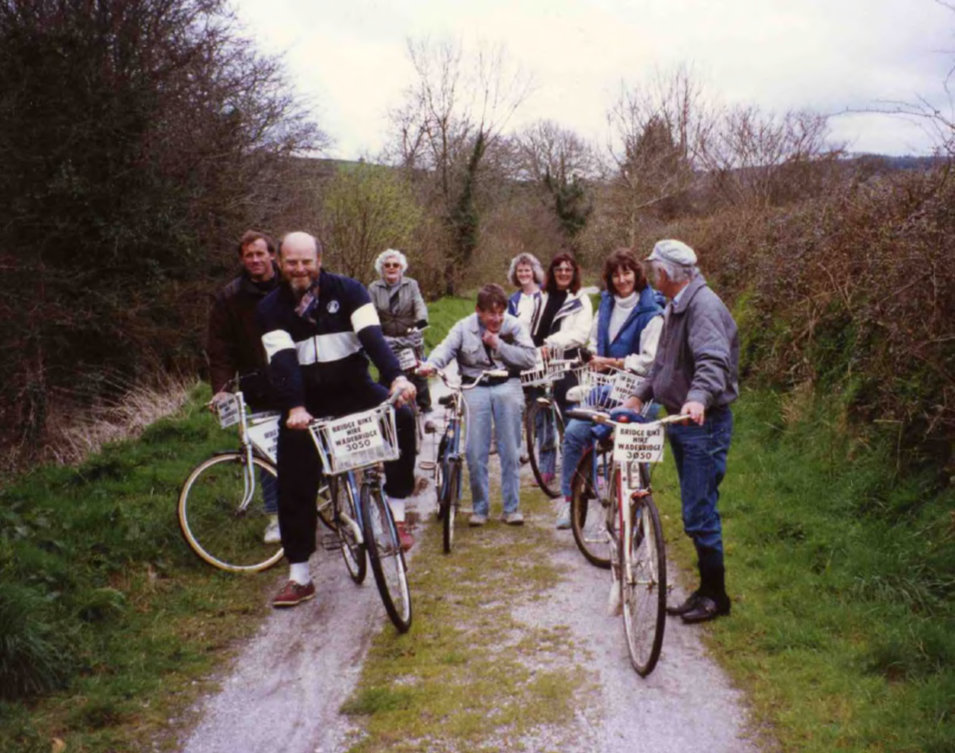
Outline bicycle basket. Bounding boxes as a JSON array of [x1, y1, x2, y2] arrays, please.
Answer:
[[520, 347, 570, 387], [571, 367, 619, 410], [308, 404, 400, 474]]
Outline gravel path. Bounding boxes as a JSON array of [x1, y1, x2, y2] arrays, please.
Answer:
[[178, 374, 760, 753]]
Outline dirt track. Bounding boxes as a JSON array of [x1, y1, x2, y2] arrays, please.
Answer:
[[178, 374, 760, 753]]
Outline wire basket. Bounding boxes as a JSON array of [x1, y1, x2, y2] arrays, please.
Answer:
[[520, 347, 572, 387], [570, 366, 644, 410], [308, 403, 400, 475]]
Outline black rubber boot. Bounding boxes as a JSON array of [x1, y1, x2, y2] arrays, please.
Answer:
[[682, 547, 731, 623]]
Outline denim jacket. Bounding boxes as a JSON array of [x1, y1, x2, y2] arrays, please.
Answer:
[[426, 313, 537, 380]]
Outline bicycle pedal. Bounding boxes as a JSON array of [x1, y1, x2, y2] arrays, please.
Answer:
[[321, 533, 341, 551]]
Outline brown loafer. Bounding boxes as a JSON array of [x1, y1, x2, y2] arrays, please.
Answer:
[[396, 521, 415, 552], [272, 580, 315, 608]]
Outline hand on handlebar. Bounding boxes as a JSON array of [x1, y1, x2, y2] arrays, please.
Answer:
[[209, 391, 231, 413], [287, 405, 313, 430], [390, 375, 417, 407], [681, 400, 706, 425], [621, 395, 642, 413], [416, 362, 436, 377]]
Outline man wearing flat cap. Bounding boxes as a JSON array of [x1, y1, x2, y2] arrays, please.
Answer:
[[625, 239, 739, 623]]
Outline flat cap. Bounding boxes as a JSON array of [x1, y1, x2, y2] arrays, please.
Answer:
[[646, 239, 697, 266]]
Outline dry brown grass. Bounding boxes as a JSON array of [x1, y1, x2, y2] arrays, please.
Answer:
[[1, 372, 194, 477]]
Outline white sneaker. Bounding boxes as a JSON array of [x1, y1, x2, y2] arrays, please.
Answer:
[[555, 501, 571, 530], [263, 515, 281, 544], [607, 578, 623, 616]]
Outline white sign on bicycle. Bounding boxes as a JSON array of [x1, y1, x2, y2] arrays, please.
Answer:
[[610, 371, 642, 404], [326, 411, 384, 460], [613, 422, 666, 463], [215, 395, 240, 429], [247, 415, 280, 464], [397, 347, 417, 371]]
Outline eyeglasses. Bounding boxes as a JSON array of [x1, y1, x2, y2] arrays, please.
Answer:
[[554, 266, 575, 273], [383, 262, 402, 269]]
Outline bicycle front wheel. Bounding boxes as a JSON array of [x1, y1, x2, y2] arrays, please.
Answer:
[[331, 475, 366, 584], [361, 484, 412, 632], [442, 460, 462, 554], [570, 446, 612, 569], [621, 492, 667, 677], [525, 399, 564, 498], [178, 452, 284, 573]]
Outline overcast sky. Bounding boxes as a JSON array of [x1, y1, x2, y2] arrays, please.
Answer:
[[233, 0, 954, 160]]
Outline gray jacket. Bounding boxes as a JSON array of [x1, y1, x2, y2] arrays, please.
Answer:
[[634, 274, 739, 412], [367, 277, 428, 338], [427, 313, 537, 380]]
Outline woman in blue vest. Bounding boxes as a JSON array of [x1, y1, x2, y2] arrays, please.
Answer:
[[556, 248, 664, 529]]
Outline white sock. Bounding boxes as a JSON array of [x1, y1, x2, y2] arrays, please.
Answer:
[[289, 562, 310, 585], [390, 497, 406, 523]]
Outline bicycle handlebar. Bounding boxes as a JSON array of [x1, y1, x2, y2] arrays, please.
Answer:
[[565, 407, 689, 429], [417, 365, 510, 392]]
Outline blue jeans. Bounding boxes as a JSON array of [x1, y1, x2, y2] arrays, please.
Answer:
[[667, 407, 733, 558], [560, 418, 592, 498], [464, 379, 524, 517]]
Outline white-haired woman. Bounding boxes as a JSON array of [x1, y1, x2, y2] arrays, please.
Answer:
[[368, 248, 432, 412], [506, 252, 544, 332]]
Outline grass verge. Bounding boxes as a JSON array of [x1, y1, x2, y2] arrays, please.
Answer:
[[654, 388, 954, 753], [0, 383, 274, 753]]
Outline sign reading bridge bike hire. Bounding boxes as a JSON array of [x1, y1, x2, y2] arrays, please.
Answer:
[[216, 395, 240, 429], [326, 410, 384, 460], [613, 422, 665, 463]]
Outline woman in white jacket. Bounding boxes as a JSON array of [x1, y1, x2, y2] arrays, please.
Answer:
[[528, 252, 593, 496]]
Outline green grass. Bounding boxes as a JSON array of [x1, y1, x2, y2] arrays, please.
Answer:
[[424, 295, 478, 351], [339, 487, 589, 753], [0, 385, 273, 753], [653, 388, 955, 753]]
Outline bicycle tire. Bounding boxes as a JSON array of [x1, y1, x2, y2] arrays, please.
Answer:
[[570, 446, 612, 569], [525, 399, 564, 498], [361, 484, 413, 632], [442, 460, 461, 554], [178, 452, 284, 573], [621, 491, 667, 677], [435, 433, 449, 521], [331, 475, 366, 584]]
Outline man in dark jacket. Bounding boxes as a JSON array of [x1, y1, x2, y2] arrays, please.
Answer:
[[207, 229, 280, 406], [257, 231, 417, 608], [626, 239, 739, 624], [206, 229, 281, 542]]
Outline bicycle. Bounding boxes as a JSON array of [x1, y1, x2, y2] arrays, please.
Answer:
[[177, 388, 336, 573], [419, 366, 509, 553], [566, 365, 646, 568], [565, 403, 684, 676], [391, 325, 430, 454], [308, 392, 413, 632], [521, 348, 581, 498]]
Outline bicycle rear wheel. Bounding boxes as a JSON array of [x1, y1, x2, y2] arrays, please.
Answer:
[[525, 399, 564, 498], [178, 452, 283, 573], [331, 475, 366, 584], [570, 446, 612, 569], [621, 491, 667, 677], [442, 460, 462, 554], [361, 484, 412, 632]]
